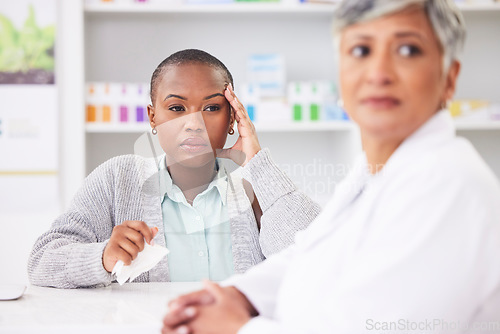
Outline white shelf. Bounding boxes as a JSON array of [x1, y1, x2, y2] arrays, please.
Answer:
[[456, 2, 500, 11], [86, 123, 150, 133], [454, 120, 500, 130], [85, 121, 354, 133], [86, 120, 500, 133], [84, 2, 338, 14], [254, 121, 354, 132], [84, 2, 500, 13]]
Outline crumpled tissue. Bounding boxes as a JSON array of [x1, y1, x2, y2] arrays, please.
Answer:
[[112, 243, 169, 285]]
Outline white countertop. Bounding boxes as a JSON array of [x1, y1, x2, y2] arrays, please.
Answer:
[[0, 282, 202, 333]]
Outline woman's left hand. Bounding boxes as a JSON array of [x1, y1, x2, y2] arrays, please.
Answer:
[[217, 83, 261, 166], [162, 280, 252, 334]]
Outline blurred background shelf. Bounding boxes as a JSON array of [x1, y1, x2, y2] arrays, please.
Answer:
[[454, 120, 500, 130], [456, 2, 500, 11], [84, 2, 338, 14], [86, 123, 150, 133], [85, 121, 355, 133], [84, 2, 500, 13], [86, 120, 500, 133]]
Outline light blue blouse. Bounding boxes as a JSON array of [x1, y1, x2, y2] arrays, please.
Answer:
[[158, 156, 234, 282]]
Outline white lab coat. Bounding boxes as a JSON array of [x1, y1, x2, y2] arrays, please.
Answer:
[[226, 111, 500, 334]]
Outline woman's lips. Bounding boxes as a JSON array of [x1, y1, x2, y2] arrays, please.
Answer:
[[361, 97, 401, 109], [180, 137, 209, 154]]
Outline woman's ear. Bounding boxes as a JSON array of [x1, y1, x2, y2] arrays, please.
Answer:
[[443, 60, 461, 102], [147, 104, 156, 128]]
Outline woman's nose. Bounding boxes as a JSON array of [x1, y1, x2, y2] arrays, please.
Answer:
[[366, 50, 395, 86], [184, 111, 206, 132]]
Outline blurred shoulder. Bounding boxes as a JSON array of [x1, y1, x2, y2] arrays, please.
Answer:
[[394, 135, 500, 199], [433, 136, 498, 190]]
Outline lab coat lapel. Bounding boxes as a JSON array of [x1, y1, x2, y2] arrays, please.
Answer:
[[298, 155, 370, 251], [297, 111, 456, 254]]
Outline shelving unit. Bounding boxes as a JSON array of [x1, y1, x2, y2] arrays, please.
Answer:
[[83, 1, 500, 13], [85, 121, 355, 133], [84, 2, 338, 13], [454, 120, 500, 131], [86, 120, 500, 133], [86, 123, 150, 133], [71, 0, 500, 208], [455, 2, 500, 11]]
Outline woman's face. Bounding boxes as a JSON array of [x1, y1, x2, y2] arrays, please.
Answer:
[[148, 63, 233, 168], [339, 7, 460, 143]]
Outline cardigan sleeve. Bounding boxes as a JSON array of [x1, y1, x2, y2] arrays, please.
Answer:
[[241, 148, 321, 257], [27, 156, 138, 288]]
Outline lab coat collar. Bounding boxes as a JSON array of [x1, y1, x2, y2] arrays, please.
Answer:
[[300, 111, 456, 251], [331, 110, 455, 219], [378, 110, 455, 178], [343, 110, 456, 193]]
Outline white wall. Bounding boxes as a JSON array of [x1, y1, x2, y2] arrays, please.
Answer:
[[0, 0, 84, 285]]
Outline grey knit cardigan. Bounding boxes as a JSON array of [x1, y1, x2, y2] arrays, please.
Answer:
[[28, 148, 321, 288]]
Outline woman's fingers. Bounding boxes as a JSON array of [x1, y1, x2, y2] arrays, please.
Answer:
[[113, 246, 134, 266], [103, 242, 134, 272], [162, 288, 217, 334], [224, 84, 258, 138], [150, 226, 159, 246], [125, 220, 155, 245], [233, 107, 241, 123], [225, 84, 249, 121], [222, 83, 261, 166], [163, 306, 197, 329], [122, 226, 146, 251], [162, 324, 191, 334], [202, 280, 225, 300], [103, 221, 157, 272], [168, 289, 215, 311], [118, 238, 141, 261]]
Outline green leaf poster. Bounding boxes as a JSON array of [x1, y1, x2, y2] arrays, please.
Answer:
[[0, 0, 59, 214], [0, 0, 55, 84]]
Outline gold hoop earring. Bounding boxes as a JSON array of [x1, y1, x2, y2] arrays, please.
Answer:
[[228, 128, 234, 135], [440, 100, 449, 110], [152, 128, 157, 135]]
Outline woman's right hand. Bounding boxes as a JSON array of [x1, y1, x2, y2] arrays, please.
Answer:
[[102, 220, 158, 273], [162, 282, 258, 334], [217, 83, 262, 166]]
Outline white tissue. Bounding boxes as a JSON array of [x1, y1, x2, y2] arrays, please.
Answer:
[[112, 243, 169, 285]]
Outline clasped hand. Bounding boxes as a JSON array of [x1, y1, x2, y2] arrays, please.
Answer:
[[162, 280, 258, 334]]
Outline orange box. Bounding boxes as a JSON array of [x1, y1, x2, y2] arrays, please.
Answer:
[[87, 105, 97, 122]]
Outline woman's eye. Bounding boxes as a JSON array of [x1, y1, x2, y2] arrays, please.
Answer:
[[351, 45, 370, 58], [169, 106, 185, 112], [398, 44, 422, 57], [203, 105, 220, 112]]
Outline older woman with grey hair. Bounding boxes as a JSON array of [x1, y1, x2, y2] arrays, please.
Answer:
[[162, 1, 500, 333]]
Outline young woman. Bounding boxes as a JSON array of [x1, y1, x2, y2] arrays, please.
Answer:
[[28, 49, 320, 288]]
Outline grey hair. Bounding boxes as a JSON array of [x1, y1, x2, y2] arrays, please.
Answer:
[[332, 0, 466, 72]]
